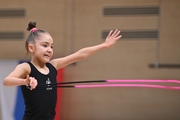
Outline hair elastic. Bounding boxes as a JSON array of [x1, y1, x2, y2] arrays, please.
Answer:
[[30, 28, 38, 33]]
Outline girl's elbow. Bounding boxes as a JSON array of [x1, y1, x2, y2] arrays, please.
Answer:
[[3, 78, 9, 86], [3, 81, 7, 86], [79, 54, 88, 60], [75, 52, 88, 62]]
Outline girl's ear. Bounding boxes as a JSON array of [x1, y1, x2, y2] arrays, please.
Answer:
[[28, 44, 35, 53]]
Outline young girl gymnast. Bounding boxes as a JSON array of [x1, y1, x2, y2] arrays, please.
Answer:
[[3, 21, 122, 120]]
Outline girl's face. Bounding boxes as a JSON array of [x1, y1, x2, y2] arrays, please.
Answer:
[[31, 33, 54, 63]]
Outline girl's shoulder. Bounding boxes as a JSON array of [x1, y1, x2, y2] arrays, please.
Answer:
[[10, 62, 31, 79], [18, 62, 31, 67], [16, 62, 31, 74]]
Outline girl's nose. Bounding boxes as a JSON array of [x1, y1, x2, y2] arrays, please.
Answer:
[[47, 47, 53, 53]]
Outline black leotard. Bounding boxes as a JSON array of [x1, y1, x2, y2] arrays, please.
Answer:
[[21, 62, 57, 120]]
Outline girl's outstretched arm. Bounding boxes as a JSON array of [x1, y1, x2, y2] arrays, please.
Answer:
[[50, 29, 122, 70]]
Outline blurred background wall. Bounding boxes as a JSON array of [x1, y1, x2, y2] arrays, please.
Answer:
[[0, 0, 180, 120]]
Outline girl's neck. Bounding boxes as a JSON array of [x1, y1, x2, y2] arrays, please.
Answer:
[[30, 59, 46, 68], [30, 60, 49, 75]]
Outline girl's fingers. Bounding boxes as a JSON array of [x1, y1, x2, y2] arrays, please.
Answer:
[[26, 75, 29, 79], [116, 35, 122, 40], [114, 30, 121, 37], [29, 79, 33, 90], [30, 77, 37, 90], [29, 77, 33, 86], [26, 75, 30, 82], [111, 29, 119, 37], [107, 30, 113, 38], [108, 29, 121, 38]]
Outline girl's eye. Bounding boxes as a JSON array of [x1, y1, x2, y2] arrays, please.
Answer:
[[43, 44, 48, 47], [51, 46, 54, 49]]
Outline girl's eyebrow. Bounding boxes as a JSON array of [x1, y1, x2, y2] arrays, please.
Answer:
[[42, 42, 53, 45]]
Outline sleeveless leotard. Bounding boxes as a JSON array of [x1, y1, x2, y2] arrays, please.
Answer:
[[21, 62, 57, 120]]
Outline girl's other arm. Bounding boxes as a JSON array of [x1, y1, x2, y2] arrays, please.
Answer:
[[3, 63, 37, 90], [51, 29, 122, 70]]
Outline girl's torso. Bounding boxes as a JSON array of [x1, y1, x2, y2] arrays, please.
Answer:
[[21, 62, 57, 120]]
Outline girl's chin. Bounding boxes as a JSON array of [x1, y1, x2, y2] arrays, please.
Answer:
[[43, 56, 52, 61], [42, 58, 51, 63], [45, 59, 50, 62]]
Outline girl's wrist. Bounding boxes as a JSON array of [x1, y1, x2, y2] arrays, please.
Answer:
[[23, 79, 28, 85], [101, 42, 109, 48]]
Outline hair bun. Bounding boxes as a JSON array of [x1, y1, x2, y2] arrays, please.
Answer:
[[27, 21, 36, 31]]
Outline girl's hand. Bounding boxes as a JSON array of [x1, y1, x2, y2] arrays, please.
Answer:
[[25, 75, 38, 90], [104, 29, 122, 48]]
